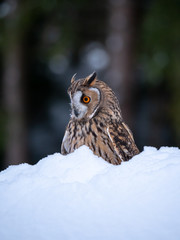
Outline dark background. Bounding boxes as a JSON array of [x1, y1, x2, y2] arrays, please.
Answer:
[[0, 0, 180, 170]]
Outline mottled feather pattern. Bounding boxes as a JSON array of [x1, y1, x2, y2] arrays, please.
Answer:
[[61, 72, 139, 165]]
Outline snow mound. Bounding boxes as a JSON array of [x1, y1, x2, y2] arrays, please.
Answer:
[[0, 146, 180, 240]]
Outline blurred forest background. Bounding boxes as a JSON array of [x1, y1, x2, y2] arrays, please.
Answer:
[[0, 0, 180, 170]]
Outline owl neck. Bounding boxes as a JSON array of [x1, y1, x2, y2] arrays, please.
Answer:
[[99, 92, 123, 122]]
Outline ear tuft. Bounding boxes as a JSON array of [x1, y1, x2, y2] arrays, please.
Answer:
[[85, 72, 97, 86], [71, 73, 77, 83]]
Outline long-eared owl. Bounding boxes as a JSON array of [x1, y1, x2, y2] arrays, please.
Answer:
[[61, 72, 139, 165]]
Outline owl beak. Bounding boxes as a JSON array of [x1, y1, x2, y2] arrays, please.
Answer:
[[73, 108, 79, 118]]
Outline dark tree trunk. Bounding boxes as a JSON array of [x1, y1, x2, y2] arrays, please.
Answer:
[[106, 0, 138, 127], [3, 43, 27, 168], [2, 1, 28, 168]]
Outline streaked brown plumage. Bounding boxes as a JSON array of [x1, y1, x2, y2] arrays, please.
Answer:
[[61, 72, 139, 165]]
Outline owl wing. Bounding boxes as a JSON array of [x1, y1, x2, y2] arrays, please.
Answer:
[[61, 128, 69, 155], [107, 121, 139, 161]]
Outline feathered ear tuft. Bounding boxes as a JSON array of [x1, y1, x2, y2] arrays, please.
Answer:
[[85, 72, 97, 86], [71, 73, 77, 83]]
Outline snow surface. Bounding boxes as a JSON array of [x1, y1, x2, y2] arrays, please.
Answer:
[[0, 146, 180, 240]]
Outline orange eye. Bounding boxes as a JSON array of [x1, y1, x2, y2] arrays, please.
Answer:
[[82, 95, 91, 104]]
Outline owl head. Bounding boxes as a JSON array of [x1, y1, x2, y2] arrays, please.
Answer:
[[68, 72, 122, 121]]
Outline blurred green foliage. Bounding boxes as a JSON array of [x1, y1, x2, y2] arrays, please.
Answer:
[[140, 0, 180, 143], [141, 0, 180, 82]]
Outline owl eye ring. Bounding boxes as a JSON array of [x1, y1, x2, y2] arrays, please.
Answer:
[[82, 95, 91, 104]]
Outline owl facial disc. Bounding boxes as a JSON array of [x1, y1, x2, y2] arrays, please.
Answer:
[[72, 91, 87, 119]]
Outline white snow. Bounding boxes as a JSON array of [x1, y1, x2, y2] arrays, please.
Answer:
[[0, 146, 180, 240]]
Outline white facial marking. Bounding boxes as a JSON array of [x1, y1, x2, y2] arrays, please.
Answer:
[[72, 91, 87, 119], [89, 87, 100, 100], [88, 87, 100, 119]]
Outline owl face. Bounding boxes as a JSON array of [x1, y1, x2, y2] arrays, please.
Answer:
[[68, 73, 101, 120]]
